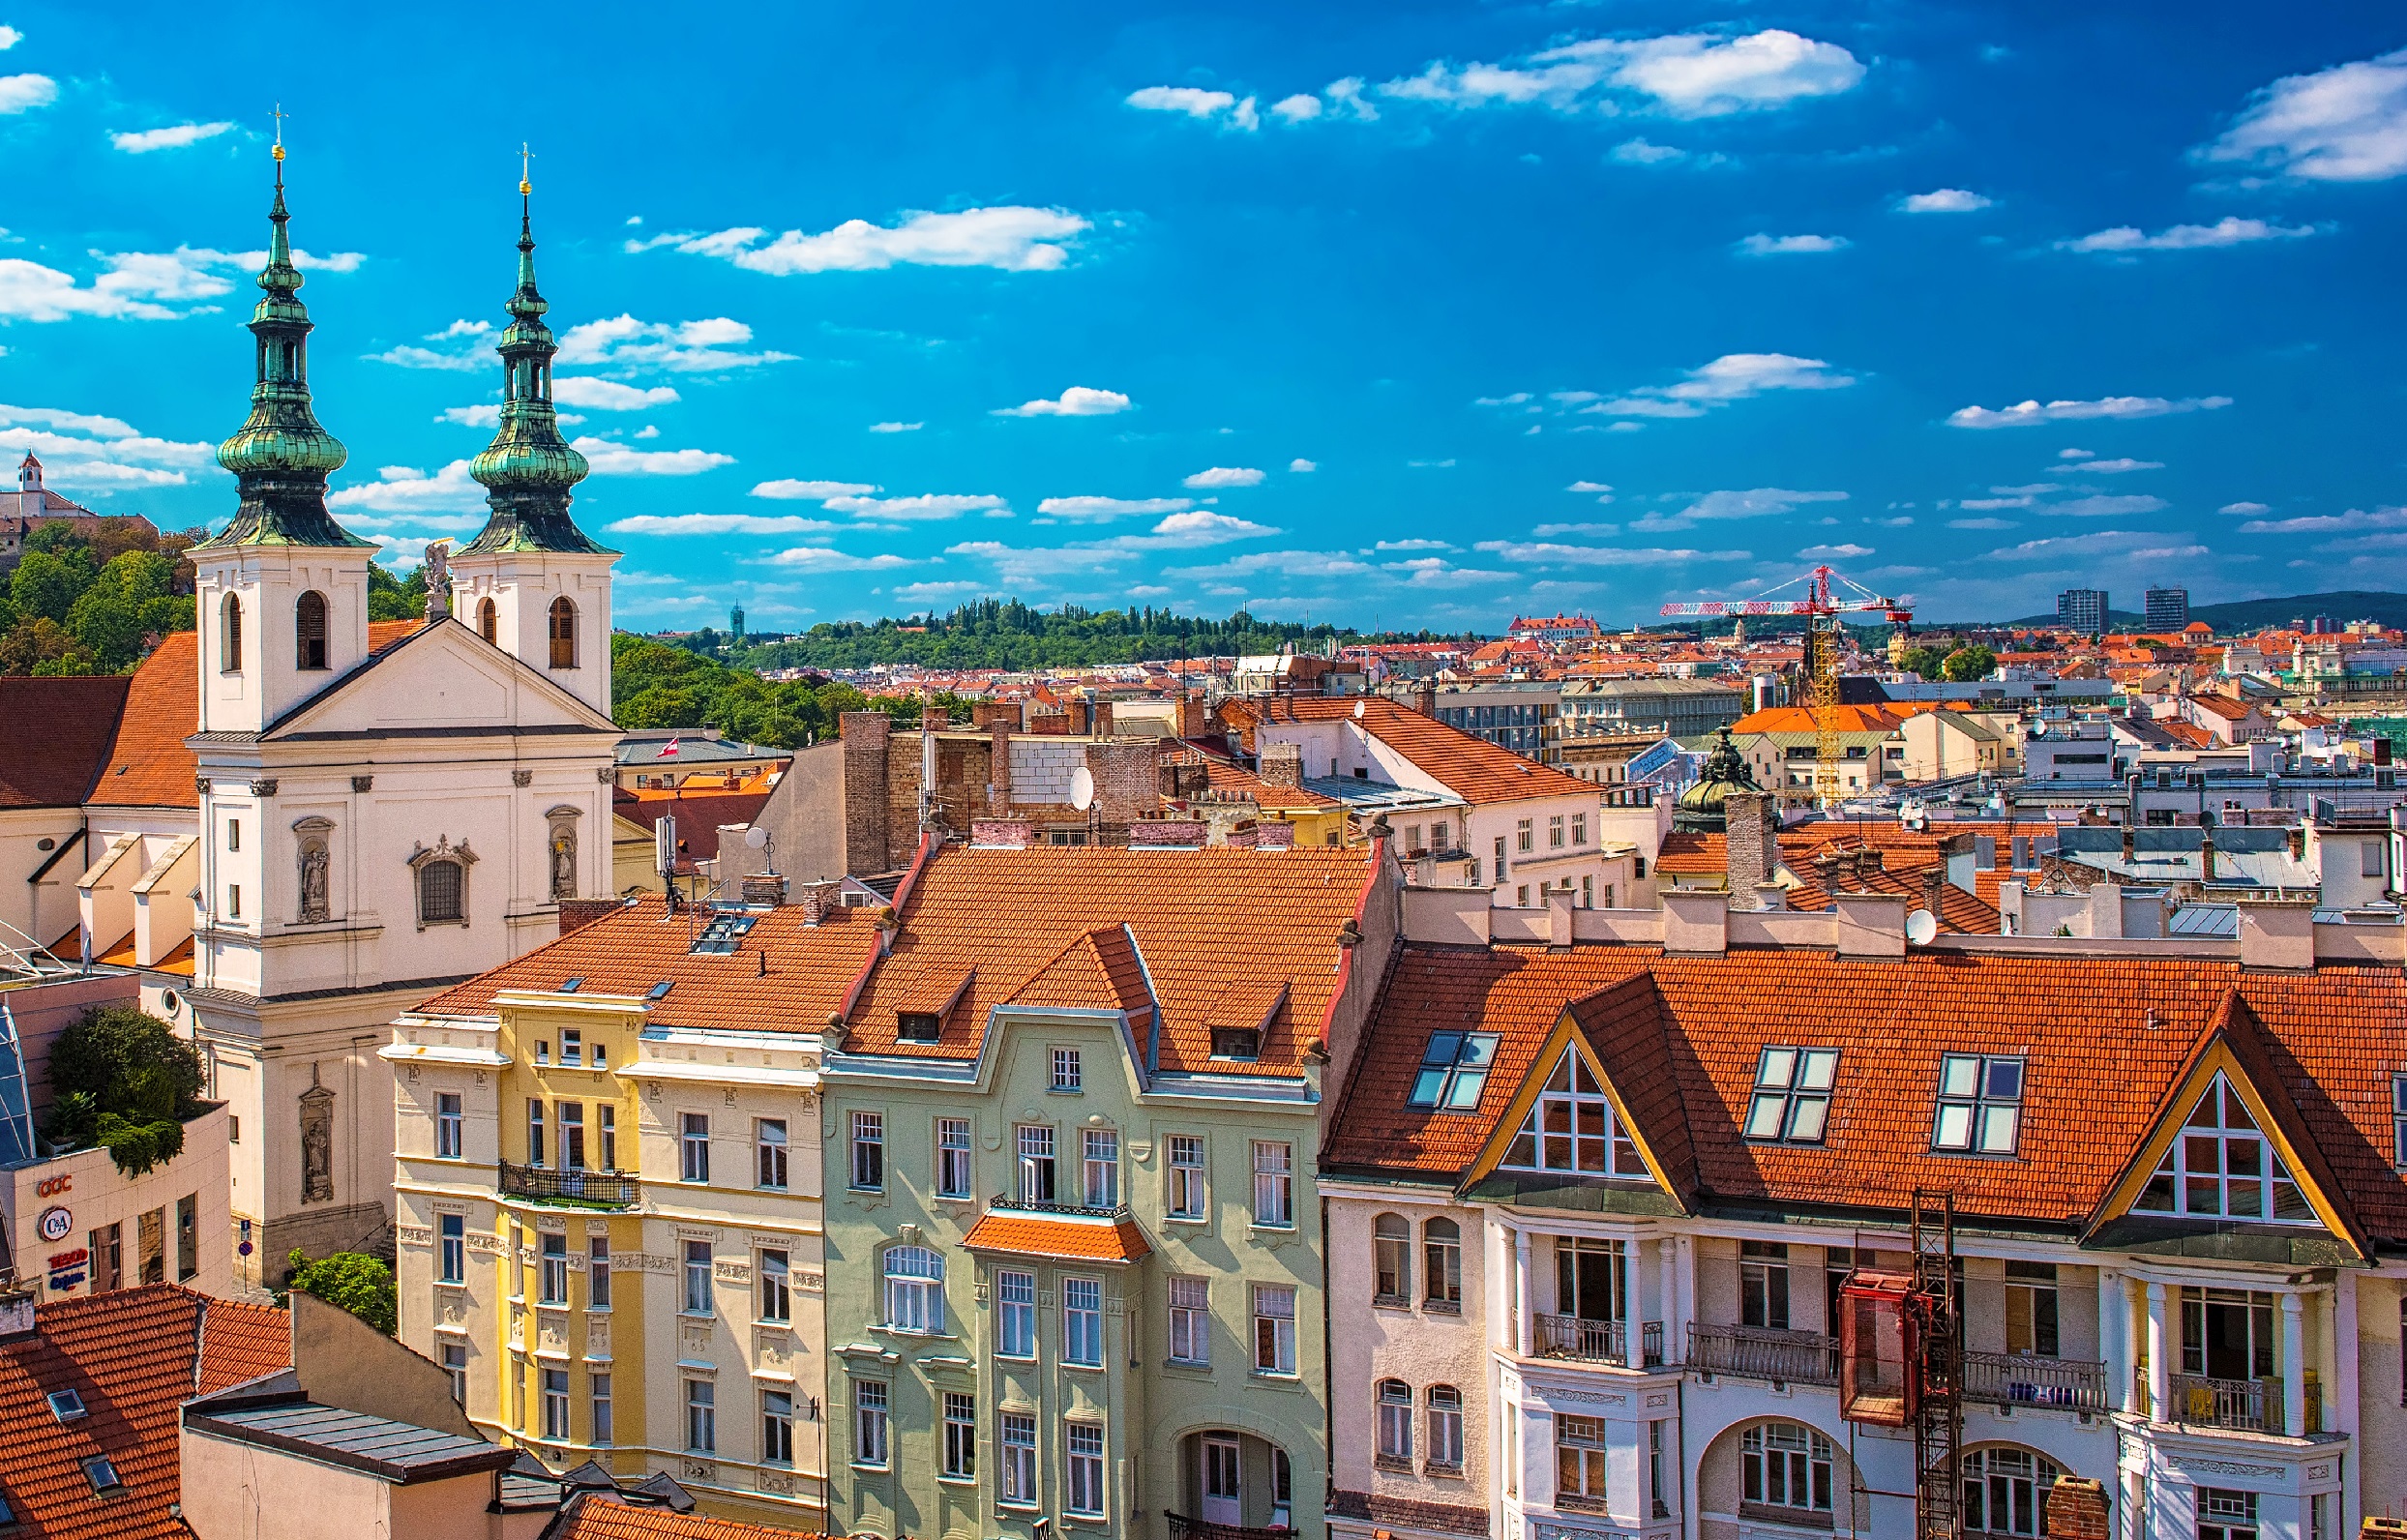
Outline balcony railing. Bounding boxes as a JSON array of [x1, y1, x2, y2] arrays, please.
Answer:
[[988, 1193, 1133, 1221], [1532, 1314, 1664, 1368], [1688, 1322, 1840, 1386], [1167, 1514, 1293, 1540], [1963, 1351, 2108, 1413], [499, 1162, 639, 1208], [2167, 1374, 2278, 1434]]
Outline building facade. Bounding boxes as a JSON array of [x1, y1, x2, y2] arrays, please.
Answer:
[[2058, 589, 2112, 634], [2146, 588, 2191, 633]]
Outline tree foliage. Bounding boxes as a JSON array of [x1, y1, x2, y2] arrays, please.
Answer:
[[287, 1250, 399, 1335], [43, 1006, 207, 1176], [1893, 645, 1949, 681], [1941, 644, 1999, 682], [612, 634, 971, 749], [368, 562, 428, 621], [0, 518, 199, 676]]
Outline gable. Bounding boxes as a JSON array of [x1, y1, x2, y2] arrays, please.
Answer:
[[264, 621, 615, 740], [1458, 1008, 1683, 1210]]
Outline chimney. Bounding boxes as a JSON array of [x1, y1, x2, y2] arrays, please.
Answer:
[[1258, 742, 1304, 789], [2237, 895, 2314, 970], [1177, 689, 1206, 740], [1724, 792, 1778, 904], [0, 1285, 34, 1343], [839, 711, 892, 878], [1753, 881, 1787, 912], [989, 720, 1013, 813], [921, 705, 949, 735], [1068, 698, 1091, 734], [1414, 678, 1438, 719], [1131, 819, 1208, 847], [1092, 700, 1114, 737], [973, 700, 1022, 731], [793, 880, 841, 925], [1921, 865, 1946, 917], [556, 898, 620, 937], [2043, 1479, 2110, 1540], [2121, 825, 2135, 863], [741, 874, 788, 907], [1832, 893, 1910, 959], [2199, 826, 2216, 885], [1256, 821, 1296, 850]]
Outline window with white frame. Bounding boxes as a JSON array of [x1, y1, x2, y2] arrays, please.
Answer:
[[1517, 818, 1534, 853], [1963, 1447, 2059, 1538], [1424, 1217, 1464, 1308], [761, 1388, 794, 1465], [1053, 1047, 1083, 1091], [541, 1367, 570, 1440], [1427, 1385, 1464, 1471], [441, 1342, 467, 1406], [2132, 1073, 2312, 1224], [1505, 1048, 1648, 1176], [679, 1112, 710, 1182], [2198, 1488, 2258, 1540], [943, 1392, 976, 1478], [682, 1240, 712, 1315], [1407, 1030, 1501, 1111], [852, 1379, 888, 1466], [1933, 1054, 2025, 1155], [1252, 1140, 1293, 1227], [1066, 1422, 1107, 1516], [850, 1111, 884, 1191], [1745, 1047, 1839, 1144], [758, 1248, 790, 1323], [1373, 1214, 1411, 1304], [684, 1378, 715, 1454], [1018, 1124, 1057, 1202], [1064, 1276, 1105, 1366], [997, 1269, 1037, 1357], [1169, 1276, 1209, 1365], [1253, 1283, 1296, 1374], [1549, 814, 1566, 848], [1556, 1415, 1607, 1507], [757, 1118, 788, 1189], [1741, 1422, 1831, 1516], [435, 1093, 462, 1159], [1377, 1379, 1412, 1463], [599, 1106, 615, 1170], [937, 1116, 973, 1198], [883, 1245, 944, 1333], [1083, 1128, 1120, 1207], [1001, 1412, 1038, 1504], [1168, 1135, 1206, 1218], [526, 1099, 545, 1167]]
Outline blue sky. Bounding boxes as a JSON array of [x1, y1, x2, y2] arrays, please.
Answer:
[[3, 4, 2405, 632]]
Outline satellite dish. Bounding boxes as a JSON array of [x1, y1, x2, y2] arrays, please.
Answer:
[[1352, 699, 1366, 720], [1070, 765, 1096, 812], [1905, 908, 1939, 947], [744, 826, 770, 849]]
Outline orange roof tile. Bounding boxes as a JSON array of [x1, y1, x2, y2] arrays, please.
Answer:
[[0, 1285, 288, 1540], [962, 1210, 1152, 1263], [1226, 696, 1594, 805], [551, 1494, 827, 1540], [0, 676, 131, 809]]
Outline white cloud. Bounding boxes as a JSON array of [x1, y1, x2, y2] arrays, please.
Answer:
[[329, 461, 487, 515], [1271, 94, 1322, 123], [2057, 217, 2320, 253], [1288, 458, 1317, 472], [1898, 188, 1993, 213], [1611, 137, 1688, 163], [1533, 522, 1618, 537], [369, 343, 487, 371], [2052, 493, 2167, 518], [432, 318, 491, 340], [2058, 447, 2095, 460], [1127, 85, 1261, 131], [1981, 528, 2170, 562], [556, 314, 792, 373], [892, 580, 988, 605], [550, 377, 678, 410], [764, 547, 914, 571], [437, 405, 499, 428], [0, 73, 54, 114], [2049, 457, 2159, 474], [869, 421, 923, 433], [1323, 78, 1379, 121], [0, 402, 218, 491], [1567, 481, 1614, 493], [1385, 29, 1862, 120], [825, 492, 1009, 520], [0, 26, 18, 48], [1958, 495, 2034, 511], [1474, 392, 1533, 406], [2218, 500, 2271, 516], [637, 206, 1089, 275], [1035, 495, 1194, 521], [1471, 541, 1750, 565], [569, 437, 732, 476], [1407, 459, 1457, 468], [1160, 549, 1374, 581], [1946, 518, 2018, 530], [1376, 539, 1458, 551], [994, 386, 1130, 418], [1798, 543, 1872, 559], [1946, 394, 2232, 429], [2198, 47, 2407, 182], [1384, 557, 1517, 587], [1737, 232, 1850, 255], [1631, 487, 1848, 532], [1579, 352, 1855, 419], [2238, 506, 2407, 534], [0, 243, 359, 324], [111, 120, 237, 153], [608, 513, 839, 536], [1182, 465, 1265, 489], [751, 479, 881, 500]]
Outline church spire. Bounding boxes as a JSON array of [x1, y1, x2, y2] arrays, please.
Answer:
[[199, 118, 369, 551], [461, 152, 613, 557]]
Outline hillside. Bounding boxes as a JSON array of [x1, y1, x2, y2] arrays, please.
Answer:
[[1990, 591, 2407, 634]]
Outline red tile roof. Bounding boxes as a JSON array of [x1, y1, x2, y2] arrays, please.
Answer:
[[551, 1493, 826, 1540], [617, 785, 775, 863], [1326, 943, 2407, 1241], [414, 895, 873, 1031], [962, 1210, 1152, 1263], [0, 676, 131, 809], [1225, 696, 1594, 805], [0, 1285, 288, 1540], [844, 844, 1375, 1076]]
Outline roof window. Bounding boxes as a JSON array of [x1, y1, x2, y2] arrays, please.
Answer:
[[560, 976, 583, 993], [1406, 1031, 1499, 1111], [689, 911, 758, 955], [1744, 1047, 1838, 1144], [45, 1389, 84, 1422], [1932, 1053, 2024, 1156], [1209, 1027, 1261, 1062], [897, 1011, 941, 1044], [646, 980, 675, 1001], [79, 1455, 121, 1494]]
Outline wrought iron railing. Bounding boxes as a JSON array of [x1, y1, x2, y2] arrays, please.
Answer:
[[2167, 1374, 2277, 1434], [1167, 1513, 1294, 1540], [1687, 1322, 1840, 1386], [988, 1194, 1133, 1221], [1533, 1314, 1663, 1368], [1962, 1351, 2108, 1412], [499, 1162, 639, 1207]]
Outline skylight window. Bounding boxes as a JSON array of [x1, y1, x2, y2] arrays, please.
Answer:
[[560, 977, 583, 993], [1745, 1047, 1838, 1144], [1407, 1032, 1500, 1111], [690, 911, 758, 956], [80, 1455, 120, 1494], [1933, 1054, 2025, 1155], [646, 980, 675, 1001], [2133, 1073, 2313, 1226], [45, 1389, 84, 1423], [1503, 1049, 1647, 1177], [897, 1012, 941, 1044]]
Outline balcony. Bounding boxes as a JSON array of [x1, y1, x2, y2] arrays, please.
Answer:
[[987, 1193, 1133, 1221], [1687, 1322, 1840, 1386], [1532, 1314, 1664, 1369], [1963, 1352, 2108, 1413], [498, 1162, 639, 1208], [1167, 1515, 1293, 1540], [2153, 1373, 2320, 1436]]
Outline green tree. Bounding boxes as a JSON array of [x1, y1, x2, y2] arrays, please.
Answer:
[[67, 586, 143, 670], [286, 1250, 399, 1335], [10, 548, 87, 625], [367, 562, 429, 622], [43, 1006, 205, 1176], [1941, 644, 1998, 682], [1894, 645, 1949, 681]]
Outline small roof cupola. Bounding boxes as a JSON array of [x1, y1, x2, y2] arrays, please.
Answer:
[[17, 454, 40, 493], [449, 150, 620, 718]]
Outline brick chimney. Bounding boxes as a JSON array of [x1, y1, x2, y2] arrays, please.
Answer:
[[1256, 821, 1296, 850], [1177, 689, 1206, 740], [971, 818, 1037, 848], [793, 880, 841, 925], [1921, 865, 1946, 918], [1414, 678, 1438, 719], [2042, 1479, 2109, 1540], [989, 720, 1013, 813], [973, 699, 1022, 731], [839, 711, 892, 877], [1724, 791, 1778, 904], [1259, 742, 1304, 789], [556, 898, 621, 937]]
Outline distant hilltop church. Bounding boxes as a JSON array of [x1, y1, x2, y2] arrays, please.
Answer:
[[0, 453, 161, 578], [0, 143, 622, 1288]]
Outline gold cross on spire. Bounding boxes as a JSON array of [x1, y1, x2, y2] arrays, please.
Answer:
[[520, 142, 533, 197], [272, 102, 286, 162]]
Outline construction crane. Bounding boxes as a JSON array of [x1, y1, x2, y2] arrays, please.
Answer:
[[1836, 1188, 1964, 1539], [1659, 565, 1914, 807]]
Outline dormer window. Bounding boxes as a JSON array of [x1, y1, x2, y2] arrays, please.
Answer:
[[2133, 1073, 2313, 1225], [1745, 1047, 1838, 1144], [1503, 1048, 1647, 1176], [1406, 1031, 1499, 1111], [897, 1012, 941, 1044], [1932, 1054, 2024, 1155], [1210, 1027, 1261, 1062]]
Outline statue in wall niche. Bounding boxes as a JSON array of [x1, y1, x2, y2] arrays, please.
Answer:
[[298, 841, 330, 924], [550, 825, 577, 902], [300, 1064, 335, 1204]]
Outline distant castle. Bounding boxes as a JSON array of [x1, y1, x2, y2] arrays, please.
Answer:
[[0, 453, 161, 577]]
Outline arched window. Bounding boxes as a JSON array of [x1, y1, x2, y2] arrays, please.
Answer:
[[1963, 1448, 2061, 1538], [478, 598, 498, 645], [220, 594, 243, 674], [882, 1245, 943, 1334], [1426, 1385, 1464, 1471], [1373, 1214, 1410, 1304], [548, 596, 577, 668], [1375, 1379, 1412, 1463], [295, 590, 329, 670], [1423, 1217, 1463, 1308], [1741, 1422, 1833, 1517]]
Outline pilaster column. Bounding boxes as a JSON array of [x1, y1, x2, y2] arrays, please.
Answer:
[[2121, 1465, 2145, 1540], [1659, 1239, 1679, 1366], [2100, 1269, 2126, 1413], [2280, 1290, 2306, 1436], [2145, 1282, 2169, 1421], [1622, 1237, 1645, 1368], [1515, 1229, 1533, 1358]]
